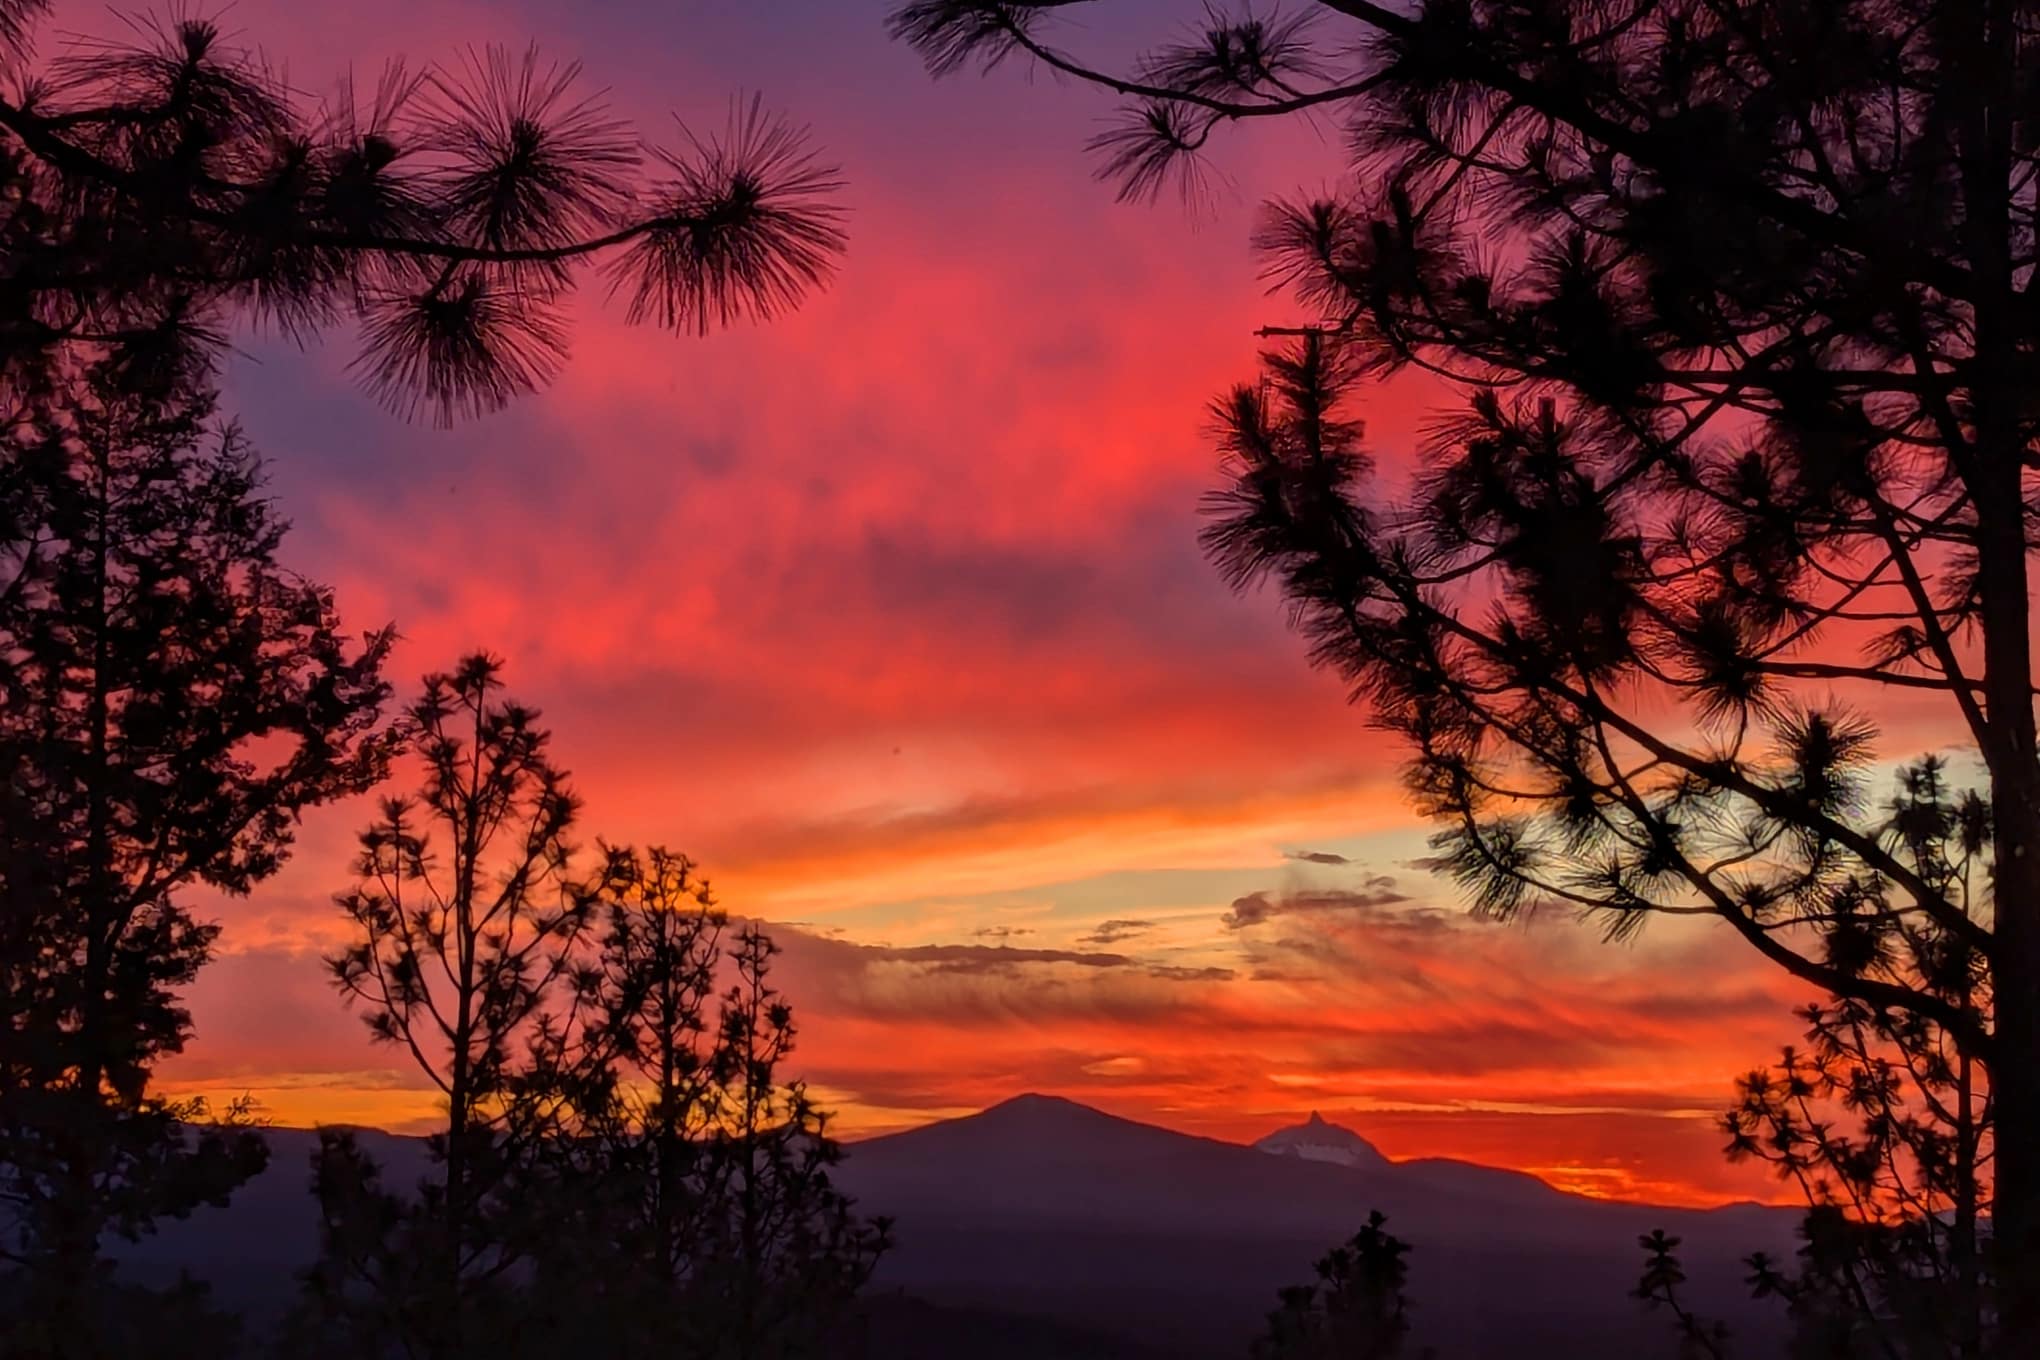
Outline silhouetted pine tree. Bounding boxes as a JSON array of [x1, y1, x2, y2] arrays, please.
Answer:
[[0, 1, 844, 423], [526, 848, 889, 1360], [0, 357, 396, 1358], [889, 3, 2033, 1350], [1256, 1211, 1421, 1360], [1723, 760, 1993, 1359], [296, 655, 603, 1359]]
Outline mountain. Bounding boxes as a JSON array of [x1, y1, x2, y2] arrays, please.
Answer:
[[120, 1095, 1801, 1359], [1252, 1109, 1391, 1170], [833, 1094, 1799, 1359]]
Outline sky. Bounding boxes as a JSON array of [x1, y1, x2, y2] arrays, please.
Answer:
[[82, 0, 1893, 1207]]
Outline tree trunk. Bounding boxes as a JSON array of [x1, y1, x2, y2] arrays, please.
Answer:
[[655, 1008, 677, 1277], [1954, 1049, 1981, 1360], [442, 990, 472, 1360], [1958, 318, 2038, 1353], [42, 441, 117, 1360], [1972, 440, 2037, 1358], [44, 1102, 103, 1360], [1993, 836, 2040, 1359], [1958, 8, 2033, 1349]]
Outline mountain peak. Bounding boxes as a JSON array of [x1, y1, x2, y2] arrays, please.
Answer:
[[982, 1092, 1092, 1118], [1254, 1110, 1389, 1171], [849, 1092, 1217, 1166], [966, 1092, 1154, 1136]]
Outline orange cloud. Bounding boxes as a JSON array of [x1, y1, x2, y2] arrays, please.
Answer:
[[121, 0, 1970, 1216]]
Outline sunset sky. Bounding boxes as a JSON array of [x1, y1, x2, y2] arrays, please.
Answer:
[[117, 0, 1940, 1208]]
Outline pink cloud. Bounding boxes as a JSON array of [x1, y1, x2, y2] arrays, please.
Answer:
[[97, 0, 1973, 1210]]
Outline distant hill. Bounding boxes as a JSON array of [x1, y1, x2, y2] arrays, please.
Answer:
[[121, 1095, 1801, 1359]]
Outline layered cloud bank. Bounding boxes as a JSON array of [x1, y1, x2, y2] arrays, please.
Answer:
[[119, 0, 1938, 1208]]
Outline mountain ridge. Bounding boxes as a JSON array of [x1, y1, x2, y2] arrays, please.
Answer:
[[829, 1091, 1798, 1357], [222, 1094, 1772, 1217], [856, 1092, 1770, 1214], [127, 1092, 1802, 1358]]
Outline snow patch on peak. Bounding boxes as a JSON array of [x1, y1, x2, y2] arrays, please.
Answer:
[[1254, 1112, 1389, 1170]]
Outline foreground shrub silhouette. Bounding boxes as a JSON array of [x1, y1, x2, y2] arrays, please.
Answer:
[[0, 358, 396, 1359], [889, 2, 2033, 1348]]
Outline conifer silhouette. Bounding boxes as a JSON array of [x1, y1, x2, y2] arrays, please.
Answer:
[[1256, 1211, 1422, 1360], [301, 655, 600, 1358], [0, 357, 395, 1357], [526, 849, 890, 1360]]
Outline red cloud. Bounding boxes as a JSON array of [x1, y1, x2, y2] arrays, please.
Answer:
[[127, 0, 1972, 1211]]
